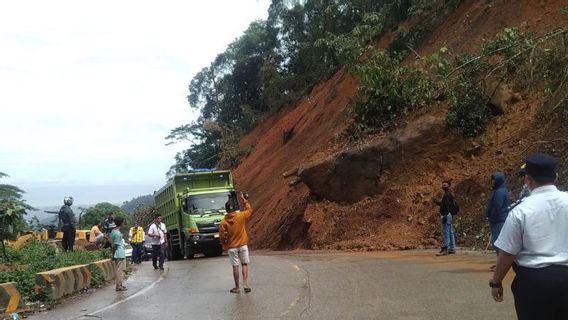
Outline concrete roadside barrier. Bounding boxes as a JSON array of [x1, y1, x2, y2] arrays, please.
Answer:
[[90, 259, 115, 282], [33, 259, 115, 301], [0, 282, 24, 314], [35, 264, 92, 300]]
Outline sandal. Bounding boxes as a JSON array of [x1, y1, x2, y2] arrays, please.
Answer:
[[230, 288, 240, 293], [244, 287, 252, 293]]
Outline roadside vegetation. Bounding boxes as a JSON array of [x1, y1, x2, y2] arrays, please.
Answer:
[[0, 172, 33, 260], [0, 241, 110, 301]]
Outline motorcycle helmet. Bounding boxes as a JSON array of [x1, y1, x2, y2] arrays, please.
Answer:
[[64, 196, 74, 206]]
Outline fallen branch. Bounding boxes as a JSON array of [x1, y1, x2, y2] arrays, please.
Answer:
[[520, 138, 568, 155]]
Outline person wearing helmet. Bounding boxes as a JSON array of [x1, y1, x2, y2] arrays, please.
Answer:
[[59, 196, 76, 252]]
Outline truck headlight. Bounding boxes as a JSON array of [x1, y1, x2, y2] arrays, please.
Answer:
[[191, 235, 200, 241]]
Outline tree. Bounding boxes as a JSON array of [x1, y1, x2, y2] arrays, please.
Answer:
[[28, 215, 41, 231], [0, 172, 35, 261], [121, 194, 154, 215], [82, 203, 130, 232]]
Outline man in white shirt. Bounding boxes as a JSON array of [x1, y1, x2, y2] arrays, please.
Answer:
[[148, 214, 167, 270], [490, 153, 568, 320]]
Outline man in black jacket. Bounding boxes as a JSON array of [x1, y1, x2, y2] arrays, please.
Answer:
[[434, 181, 457, 256], [59, 196, 76, 252]]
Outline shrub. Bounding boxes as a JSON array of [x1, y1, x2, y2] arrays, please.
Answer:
[[446, 78, 490, 137], [0, 241, 111, 301]]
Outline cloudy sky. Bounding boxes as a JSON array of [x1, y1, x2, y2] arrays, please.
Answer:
[[0, 0, 271, 207]]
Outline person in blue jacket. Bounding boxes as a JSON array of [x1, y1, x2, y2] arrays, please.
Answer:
[[485, 172, 511, 270]]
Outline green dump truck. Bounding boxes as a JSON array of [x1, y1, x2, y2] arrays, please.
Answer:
[[153, 170, 235, 259]]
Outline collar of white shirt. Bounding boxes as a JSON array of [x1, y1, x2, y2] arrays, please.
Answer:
[[530, 185, 558, 195]]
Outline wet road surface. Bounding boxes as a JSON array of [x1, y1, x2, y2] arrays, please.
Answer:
[[28, 250, 516, 319]]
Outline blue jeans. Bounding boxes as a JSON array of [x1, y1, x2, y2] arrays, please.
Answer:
[[490, 222, 505, 254], [443, 213, 456, 250]]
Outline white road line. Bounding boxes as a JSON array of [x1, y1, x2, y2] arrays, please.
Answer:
[[75, 267, 168, 320]]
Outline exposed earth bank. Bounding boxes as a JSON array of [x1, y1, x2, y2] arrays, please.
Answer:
[[233, 0, 568, 251]]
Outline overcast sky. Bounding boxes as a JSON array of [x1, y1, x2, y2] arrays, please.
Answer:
[[0, 0, 271, 207]]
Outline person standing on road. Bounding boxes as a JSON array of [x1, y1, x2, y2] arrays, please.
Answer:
[[129, 222, 145, 264], [219, 192, 253, 293], [485, 172, 511, 271], [490, 153, 568, 319], [89, 221, 104, 247], [59, 196, 76, 252], [111, 217, 127, 292], [433, 181, 458, 256], [148, 215, 166, 270]]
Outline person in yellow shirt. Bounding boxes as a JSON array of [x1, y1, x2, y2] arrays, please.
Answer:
[[219, 192, 252, 293], [129, 222, 145, 264], [89, 221, 104, 248]]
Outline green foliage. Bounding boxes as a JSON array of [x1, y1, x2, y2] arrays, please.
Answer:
[[446, 78, 490, 137], [0, 241, 110, 301], [388, 0, 462, 57], [121, 195, 153, 215], [350, 50, 435, 130], [1, 172, 35, 260], [82, 203, 130, 231]]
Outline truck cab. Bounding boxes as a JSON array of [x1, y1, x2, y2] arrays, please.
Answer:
[[154, 170, 235, 260]]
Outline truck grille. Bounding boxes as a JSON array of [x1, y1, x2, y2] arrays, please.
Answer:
[[196, 223, 219, 234]]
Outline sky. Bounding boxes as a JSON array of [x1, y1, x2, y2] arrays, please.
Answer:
[[0, 0, 271, 207]]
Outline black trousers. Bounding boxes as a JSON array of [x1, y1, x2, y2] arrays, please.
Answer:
[[62, 225, 76, 252], [131, 243, 142, 264], [152, 244, 165, 268], [512, 264, 568, 320]]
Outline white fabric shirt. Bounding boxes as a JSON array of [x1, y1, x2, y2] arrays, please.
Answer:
[[495, 185, 568, 268], [147, 222, 167, 245]]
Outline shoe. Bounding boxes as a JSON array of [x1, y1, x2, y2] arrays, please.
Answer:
[[230, 288, 240, 293], [436, 250, 448, 256], [448, 250, 456, 254], [153, 266, 158, 270], [116, 287, 127, 292], [244, 287, 252, 293]]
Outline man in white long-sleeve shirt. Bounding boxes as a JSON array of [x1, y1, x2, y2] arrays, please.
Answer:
[[148, 215, 167, 270]]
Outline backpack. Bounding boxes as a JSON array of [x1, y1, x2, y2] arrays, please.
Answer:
[[450, 197, 460, 215]]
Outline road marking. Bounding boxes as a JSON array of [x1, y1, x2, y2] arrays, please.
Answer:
[[282, 263, 310, 317], [76, 267, 169, 319]]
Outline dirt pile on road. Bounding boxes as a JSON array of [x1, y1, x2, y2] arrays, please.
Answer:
[[233, 0, 568, 251]]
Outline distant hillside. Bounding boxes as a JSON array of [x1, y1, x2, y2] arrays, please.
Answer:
[[121, 195, 153, 214]]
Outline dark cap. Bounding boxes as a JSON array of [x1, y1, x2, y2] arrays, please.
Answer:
[[524, 153, 558, 183], [114, 217, 124, 227]]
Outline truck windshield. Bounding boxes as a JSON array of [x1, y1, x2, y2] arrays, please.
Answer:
[[187, 193, 230, 214]]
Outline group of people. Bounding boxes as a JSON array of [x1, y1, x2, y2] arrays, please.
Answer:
[[88, 213, 168, 290], [433, 152, 568, 319]]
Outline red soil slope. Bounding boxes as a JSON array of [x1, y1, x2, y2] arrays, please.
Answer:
[[233, 0, 568, 251]]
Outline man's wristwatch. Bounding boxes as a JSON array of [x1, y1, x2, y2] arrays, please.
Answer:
[[489, 280, 502, 288]]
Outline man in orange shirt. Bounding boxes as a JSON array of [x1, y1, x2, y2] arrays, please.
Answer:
[[219, 191, 252, 293], [89, 221, 104, 248]]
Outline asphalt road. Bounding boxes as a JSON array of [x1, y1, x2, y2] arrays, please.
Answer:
[[28, 250, 516, 320]]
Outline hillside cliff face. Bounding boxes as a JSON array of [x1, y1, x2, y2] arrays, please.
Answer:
[[233, 0, 568, 251]]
